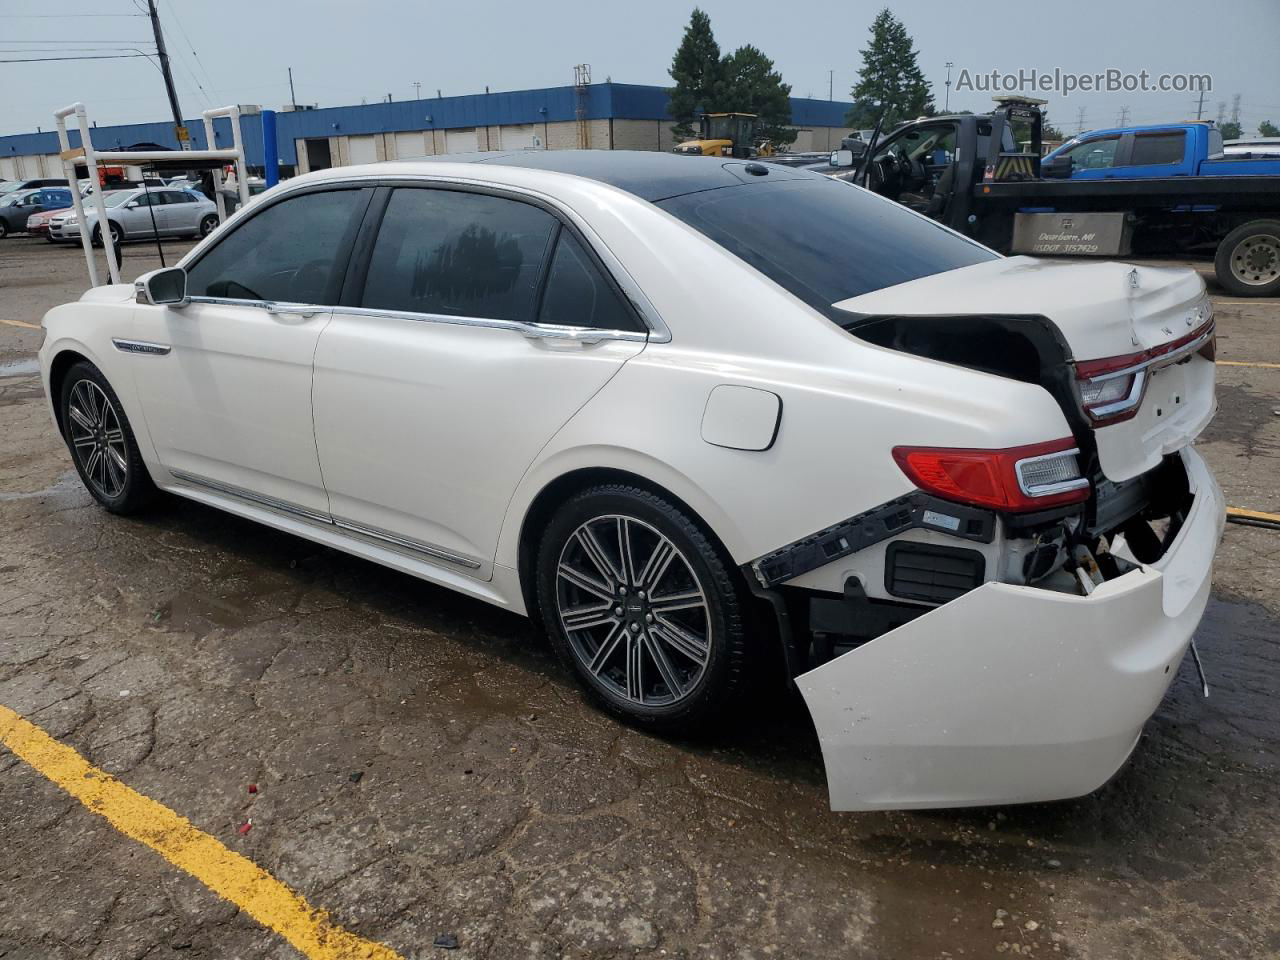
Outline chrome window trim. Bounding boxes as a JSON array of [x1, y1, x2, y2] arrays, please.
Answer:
[[188, 171, 672, 343], [330, 304, 649, 344], [170, 469, 483, 570], [1013, 447, 1091, 499]]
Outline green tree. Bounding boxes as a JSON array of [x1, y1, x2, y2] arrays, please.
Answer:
[[1220, 120, 1243, 140], [1257, 120, 1279, 137], [667, 8, 722, 140], [846, 8, 933, 129], [716, 44, 796, 146]]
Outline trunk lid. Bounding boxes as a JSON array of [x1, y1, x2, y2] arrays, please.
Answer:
[[834, 257, 1216, 482]]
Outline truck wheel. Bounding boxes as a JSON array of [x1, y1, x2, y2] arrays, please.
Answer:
[[1215, 220, 1280, 297]]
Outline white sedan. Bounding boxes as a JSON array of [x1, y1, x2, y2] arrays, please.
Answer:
[[48, 185, 219, 246], [37, 152, 1224, 810]]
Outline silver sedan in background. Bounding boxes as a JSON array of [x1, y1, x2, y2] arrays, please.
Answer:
[[48, 187, 219, 246]]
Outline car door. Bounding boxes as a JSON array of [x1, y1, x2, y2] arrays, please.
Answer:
[[118, 191, 159, 236], [1115, 130, 1189, 178], [313, 183, 648, 573], [161, 189, 199, 234], [127, 185, 372, 517], [1059, 134, 1123, 179]]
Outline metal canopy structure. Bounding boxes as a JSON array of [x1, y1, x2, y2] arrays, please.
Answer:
[[53, 103, 251, 287]]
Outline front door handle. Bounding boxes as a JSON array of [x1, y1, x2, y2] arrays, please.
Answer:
[[265, 302, 324, 319]]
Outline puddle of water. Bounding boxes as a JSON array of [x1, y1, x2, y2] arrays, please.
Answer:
[[0, 357, 39, 378]]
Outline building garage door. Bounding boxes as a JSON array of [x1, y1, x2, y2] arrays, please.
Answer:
[[444, 128, 479, 153], [0, 157, 17, 180], [500, 124, 537, 150], [347, 135, 378, 165], [394, 131, 427, 159]]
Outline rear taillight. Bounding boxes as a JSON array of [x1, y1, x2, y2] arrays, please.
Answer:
[[892, 438, 1090, 512], [1075, 311, 1215, 426]]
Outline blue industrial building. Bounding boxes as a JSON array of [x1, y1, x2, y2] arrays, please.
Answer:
[[0, 82, 857, 179]]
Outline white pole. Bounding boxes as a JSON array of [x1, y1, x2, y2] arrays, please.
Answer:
[[202, 112, 227, 223], [53, 103, 99, 288], [73, 107, 121, 285], [228, 107, 250, 209]]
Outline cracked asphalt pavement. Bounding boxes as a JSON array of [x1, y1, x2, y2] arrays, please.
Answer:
[[1, 237, 1278, 959]]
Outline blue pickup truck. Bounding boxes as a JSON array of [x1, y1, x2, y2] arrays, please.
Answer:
[[1042, 123, 1280, 181]]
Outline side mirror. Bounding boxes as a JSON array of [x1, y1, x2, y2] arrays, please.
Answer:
[[830, 149, 855, 168], [125, 200, 140, 209], [1042, 155, 1074, 179], [135, 267, 189, 307]]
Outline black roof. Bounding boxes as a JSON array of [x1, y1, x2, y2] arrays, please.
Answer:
[[467, 149, 822, 201]]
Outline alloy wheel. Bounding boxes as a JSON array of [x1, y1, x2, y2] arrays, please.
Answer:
[[556, 514, 711, 707], [67, 379, 128, 499], [1231, 234, 1280, 287]]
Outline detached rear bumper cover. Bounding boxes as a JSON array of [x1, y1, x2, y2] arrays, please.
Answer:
[[799, 447, 1224, 811]]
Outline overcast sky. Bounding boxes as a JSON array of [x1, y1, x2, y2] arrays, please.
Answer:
[[3, 0, 1278, 139]]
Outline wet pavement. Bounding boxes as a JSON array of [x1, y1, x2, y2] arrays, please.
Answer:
[[1, 235, 1278, 958]]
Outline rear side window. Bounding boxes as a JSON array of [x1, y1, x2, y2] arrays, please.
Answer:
[[1128, 132, 1185, 166], [658, 178, 995, 316], [186, 188, 366, 304], [538, 232, 641, 331], [361, 187, 557, 322]]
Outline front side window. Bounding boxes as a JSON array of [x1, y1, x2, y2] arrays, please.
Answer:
[[538, 232, 640, 331], [1062, 135, 1120, 169], [659, 178, 995, 317], [185, 188, 366, 303], [1127, 132, 1185, 166], [361, 188, 557, 322]]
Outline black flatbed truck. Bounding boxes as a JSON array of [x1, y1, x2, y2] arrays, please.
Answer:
[[829, 100, 1280, 296]]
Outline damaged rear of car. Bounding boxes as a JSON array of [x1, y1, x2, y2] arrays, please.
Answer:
[[659, 178, 1224, 811], [756, 258, 1222, 810]]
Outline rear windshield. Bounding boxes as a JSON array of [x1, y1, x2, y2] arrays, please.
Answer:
[[658, 178, 996, 317]]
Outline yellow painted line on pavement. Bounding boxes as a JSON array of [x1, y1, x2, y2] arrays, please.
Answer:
[[1217, 360, 1280, 370], [0, 317, 40, 330], [0, 703, 403, 960]]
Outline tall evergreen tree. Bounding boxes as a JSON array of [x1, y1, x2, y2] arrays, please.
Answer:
[[716, 45, 796, 146], [1259, 120, 1280, 137], [846, 9, 934, 129], [668, 9, 722, 140]]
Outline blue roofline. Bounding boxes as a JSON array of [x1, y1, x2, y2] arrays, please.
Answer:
[[1, 82, 855, 167]]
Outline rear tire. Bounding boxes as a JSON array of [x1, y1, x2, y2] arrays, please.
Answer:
[[199, 214, 218, 237], [0, 221, 8, 239], [1215, 220, 1280, 297], [59, 360, 155, 515], [534, 484, 752, 736]]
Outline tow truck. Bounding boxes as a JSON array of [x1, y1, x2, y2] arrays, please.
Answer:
[[828, 98, 1280, 296]]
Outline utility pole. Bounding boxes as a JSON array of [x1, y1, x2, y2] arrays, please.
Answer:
[[1076, 105, 1086, 134], [944, 61, 954, 112], [413, 81, 422, 100], [1116, 105, 1130, 126], [146, 0, 188, 148], [828, 69, 833, 101], [1230, 93, 1242, 127], [1195, 88, 1206, 121], [288, 67, 297, 110]]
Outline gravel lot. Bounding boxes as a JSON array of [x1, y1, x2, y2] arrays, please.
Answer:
[[1, 235, 1278, 959]]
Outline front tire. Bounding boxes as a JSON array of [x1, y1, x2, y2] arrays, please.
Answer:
[[91, 221, 124, 248], [1215, 220, 1280, 297], [59, 361, 155, 514], [0, 220, 8, 239], [535, 484, 751, 735]]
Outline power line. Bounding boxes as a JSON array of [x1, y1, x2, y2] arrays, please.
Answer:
[[163, 0, 220, 101], [0, 12, 146, 16], [0, 53, 152, 62]]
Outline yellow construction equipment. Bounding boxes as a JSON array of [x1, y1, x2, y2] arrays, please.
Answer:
[[673, 113, 775, 159]]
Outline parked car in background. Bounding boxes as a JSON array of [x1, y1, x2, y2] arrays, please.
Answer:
[[0, 176, 70, 197], [26, 205, 70, 240], [38, 152, 1224, 811], [1042, 123, 1280, 180], [0, 186, 74, 237], [48, 187, 219, 245], [1225, 137, 1280, 158]]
